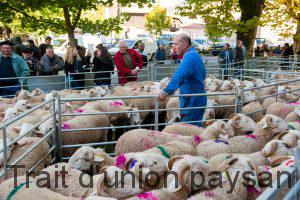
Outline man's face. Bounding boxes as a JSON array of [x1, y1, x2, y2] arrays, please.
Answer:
[[174, 37, 187, 55], [45, 39, 52, 45], [46, 49, 55, 58], [1, 45, 13, 56], [23, 52, 33, 60], [224, 44, 229, 50], [138, 44, 145, 52], [119, 44, 127, 53], [238, 41, 243, 48]]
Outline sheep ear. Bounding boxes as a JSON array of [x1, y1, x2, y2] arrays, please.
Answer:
[[282, 134, 298, 148], [65, 102, 72, 107], [205, 119, 216, 127], [229, 113, 238, 120], [266, 116, 277, 129], [95, 174, 108, 196], [219, 156, 238, 171], [177, 163, 190, 188], [274, 131, 289, 140], [11, 126, 21, 133], [34, 131, 44, 138], [15, 90, 21, 97], [247, 159, 259, 176], [232, 115, 242, 128], [261, 141, 277, 157], [167, 156, 183, 170], [125, 158, 136, 171]]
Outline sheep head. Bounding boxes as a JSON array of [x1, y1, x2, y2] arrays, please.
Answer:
[[125, 107, 141, 126], [94, 166, 143, 199], [14, 100, 32, 112], [3, 108, 19, 122], [12, 123, 43, 138], [261, 140, 293, 167], [31, 88, 45, 96], [204, 120, 234, 140], [203, 99, 218, 121], [257, 114, 288, 138], [93, 86, 107, 97], [166, 155, 210, 193], [125, 153, 168, 185], [15, 90, 31, 100], [229, 113, 256, 134]]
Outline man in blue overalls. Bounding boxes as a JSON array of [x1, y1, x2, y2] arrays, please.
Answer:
[[158, 33, 207, 127]]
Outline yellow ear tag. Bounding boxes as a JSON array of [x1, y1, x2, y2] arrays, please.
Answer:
[[94, 155, 104, 163]]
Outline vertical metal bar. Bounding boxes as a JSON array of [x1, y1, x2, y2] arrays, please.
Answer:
[[2, 126, 8, 179], [51, 97, 57, 163], [57, 95, 63, 161], [275, 84, 279, 102], [154, 97, 159, 131], [153, 62, 157, 82], [64, 74, 67, 89], [68, 73, 71, 89], [234, 88, 239, 114], [221, 68, 224, 81], [239, 87, 244, 113]]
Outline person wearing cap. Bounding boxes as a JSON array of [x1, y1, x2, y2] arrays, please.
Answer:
[[27, 39, 41, 60], [39, 36, 52, 57], [22, 47, 41, 76], [0, 40, 30, 96]]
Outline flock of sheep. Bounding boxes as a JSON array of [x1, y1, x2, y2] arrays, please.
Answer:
[[0, 74, 299, 200]]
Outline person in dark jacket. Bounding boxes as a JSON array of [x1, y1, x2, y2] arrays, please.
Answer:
[[0, 40, 30, 97], [137, 42, 148, 67], [219, 43, 233, 79], [11, 36, 24, 56], [27, 39, 41, 60], [64, 46, 85, 89], [93, 46, 114, 86], [233, 40, 245, 77], [39, 36, 52, 57], [40, 46, 64, 75], [155, 44, 166, 64], [22, 47, 41, 76]]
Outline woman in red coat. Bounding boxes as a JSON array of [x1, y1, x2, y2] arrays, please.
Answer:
[[114, 41, 143, 85]]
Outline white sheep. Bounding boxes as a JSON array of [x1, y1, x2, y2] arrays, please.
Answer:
[[227, 113, 256, 135], [2, 107, 19, 122], [165, 97, 181, 123], [0, 138, 11, 167], [162, 123, 204, 136], [266, 102, 295, 120], [196, 114, 289, 159], [242, 101, 264, 122]]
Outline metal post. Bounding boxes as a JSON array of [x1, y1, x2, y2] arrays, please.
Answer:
[[239, 87, 245, 113], [153, 63, 157, 82], [154, 97, 159, 131], [57, 95, 63, 161], [221, 69, 224, 81], [275, 84, 279, 102], [234, 88, 239, 113], [68, 73, 71, 89], [64, 74, 68, 89], [51, 97, 57, 163], [2, 126, 8, 179]]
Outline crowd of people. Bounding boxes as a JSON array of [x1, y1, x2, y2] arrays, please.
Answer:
[[254, 43, 294, 58]]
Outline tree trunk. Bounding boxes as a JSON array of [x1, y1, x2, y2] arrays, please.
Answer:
[[237, 0, 265, 56], [294, 20, 300, 55], [63, 7, 77, 47]]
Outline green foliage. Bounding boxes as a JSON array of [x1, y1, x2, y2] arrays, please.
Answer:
[[145, 5, 172, 37], [0, 0, 154, 42]]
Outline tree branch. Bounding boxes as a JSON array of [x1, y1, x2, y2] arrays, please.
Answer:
[[0, 1, 61, 26], [73, 9, 82, 27], [63, 6, 73, 30]]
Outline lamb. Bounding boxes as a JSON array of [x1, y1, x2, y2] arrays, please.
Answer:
[[212, 94, 235, 119], [2, 107, 19, 122], [285, 110, 300, 122], [165, 97, 181, 123], [0, 138, 12, 167], [196, 114, 289, 159], [219, 80, 234, 91], [31, 88, 45, 96], [266, 102, 295, 120], [262, 97, 277, 110], [112, 86, 140, 105], [128, 155, 211, 200], [59, 110, 109, 157], [115, 120, 234, 155], [68, 145, 114, 175], [15, 89, 32, 100], [124, 152, 169, 190], [13, 100, 32, 112], [162, 123, 204, 136], [227, 113, 256, 136], [143, 141, 198, 158], [12, 123, 42, 138], [242, 101, 264, 122], [189, 155, 261, 200], [261, 140, 295, 167], [0, 137, 51, 183]]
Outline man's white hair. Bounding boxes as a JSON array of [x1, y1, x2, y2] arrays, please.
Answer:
[[119, 40, 127, 47]]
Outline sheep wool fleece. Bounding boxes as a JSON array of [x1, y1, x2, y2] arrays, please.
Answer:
[[163, 47, 207, 127]]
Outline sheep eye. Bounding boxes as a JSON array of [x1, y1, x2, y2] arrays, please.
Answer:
[[153, 161, 157, 165]]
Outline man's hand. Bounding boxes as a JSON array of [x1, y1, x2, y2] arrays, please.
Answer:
[[53, 65, 60, 71], [158, 92, 167, 101], [131, 70, 137, 76], [135, 67, 141, 72]]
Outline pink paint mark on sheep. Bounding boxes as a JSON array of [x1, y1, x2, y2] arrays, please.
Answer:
[[296, 120, 300, 124], [263, 166, 271, 172], [143, 139, 156, 150], [80, 196, 85, 200], [285, 160, 294, 167], [151, 130, 163, 136], [288, 102, 300, 105], [62, 122, 71, 130], [245, 134, 257, 140], [115, 154, 127, 169], [136, 192, 159, 200], [193, 135, 202, 144], [110, 101, 124, 107], [75, 108, 85, 113], [247, 186, 261, 195], [205, 191, 215, 198]]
